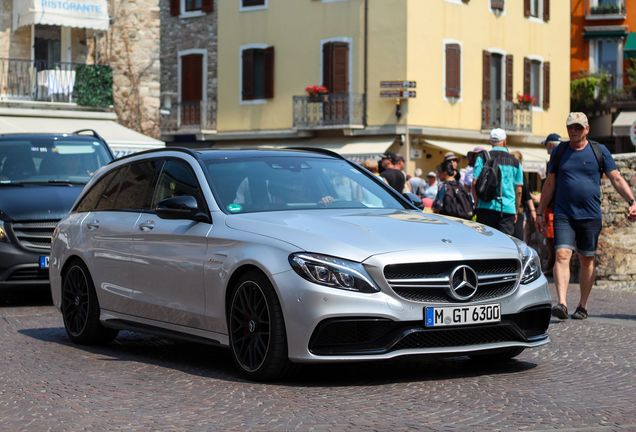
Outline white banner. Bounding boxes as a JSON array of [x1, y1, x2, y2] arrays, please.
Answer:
[[13, 0, 109, 31]]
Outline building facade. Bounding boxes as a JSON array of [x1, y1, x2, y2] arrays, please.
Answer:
[[175, 0, 571, 181]]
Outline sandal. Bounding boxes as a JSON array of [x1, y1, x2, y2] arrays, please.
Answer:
[[551, 303, 568, 320], [571, 305, 588, 320]]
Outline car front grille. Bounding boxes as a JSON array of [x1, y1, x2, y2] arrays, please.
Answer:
[[6, 268, 49, 282], [391, 325, 524, 351], [10, 220, 59, 252], [384, 259, 520, 303]]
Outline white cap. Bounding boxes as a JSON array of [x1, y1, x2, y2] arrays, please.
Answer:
[[427, 171, 436, 177], [414, 168, 423, 177], [489, 128, 507, 143]]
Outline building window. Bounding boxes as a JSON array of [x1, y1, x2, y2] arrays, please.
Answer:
[[591, 39, 622, 89], [241, 47, 275, 101], [445, 43, 461, 99], [322, 41, 350, 94], [170, 0, 213, 16], [491, 0, 504, 11], [185, 0, 202, 11], [524, 0, 549, 21], [242, 0, 266, 8], [524, 58, 550, 109]]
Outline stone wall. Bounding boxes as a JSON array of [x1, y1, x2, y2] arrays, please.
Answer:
[[596, 153, 636, 290], [0, 0, 32, 61]]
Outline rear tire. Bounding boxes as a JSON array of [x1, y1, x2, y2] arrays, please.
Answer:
[[228, 270, 291, 381], [61, 260, 118, 345], [469, 347, 525, 362]]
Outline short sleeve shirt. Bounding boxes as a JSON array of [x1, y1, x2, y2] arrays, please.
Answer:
[[549, 141, 617, 219], [473, 146, 524, 215]]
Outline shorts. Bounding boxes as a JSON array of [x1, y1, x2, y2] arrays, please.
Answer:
[[554, 214, 602, 257], [544, 208, 554, 239]]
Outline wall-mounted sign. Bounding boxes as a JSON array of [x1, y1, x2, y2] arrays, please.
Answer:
[[380, 80, 417, 89], [380, 90, 417, 98]]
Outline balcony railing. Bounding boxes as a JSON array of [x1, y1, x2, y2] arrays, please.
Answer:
[[586, 0, 626, 19], [161, 100, 215, 133], [293, 93, 364, 129], [0, 58, 82, 103], [571, 73, 636, 112], [481, 100, 532, 132]]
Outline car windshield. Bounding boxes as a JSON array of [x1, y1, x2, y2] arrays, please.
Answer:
[[205, 155, 407, 213], [0, 138, 112, 184]]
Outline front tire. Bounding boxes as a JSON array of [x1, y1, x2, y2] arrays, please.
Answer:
[[61, 261, 118, 345], [228, 271, 290, 381]]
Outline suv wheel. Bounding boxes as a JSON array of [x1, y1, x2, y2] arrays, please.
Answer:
[[228, 271, 291, 381], [62, 261, 118, 344]]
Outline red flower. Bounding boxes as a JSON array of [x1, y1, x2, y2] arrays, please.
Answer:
[[305, 85, 328, 96], [516, 93, 535, 105]]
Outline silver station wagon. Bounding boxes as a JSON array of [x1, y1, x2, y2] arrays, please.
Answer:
[[50, 148, 551, 380]]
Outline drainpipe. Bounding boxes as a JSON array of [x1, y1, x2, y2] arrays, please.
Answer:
[[363, 0, 369, 127]]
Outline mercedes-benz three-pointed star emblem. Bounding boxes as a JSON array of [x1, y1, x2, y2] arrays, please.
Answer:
[[447, 265, 479, 301]]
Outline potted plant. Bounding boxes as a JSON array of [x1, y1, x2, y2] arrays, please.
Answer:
[[516, 93, 535, 109], [305, 84, 328, 101]]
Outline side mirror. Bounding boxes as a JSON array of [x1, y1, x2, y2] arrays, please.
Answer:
[[155, 196, 210, 223], [403, 192, 424, 210]]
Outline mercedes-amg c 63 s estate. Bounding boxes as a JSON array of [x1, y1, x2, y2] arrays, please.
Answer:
[[50, 148, 551, 380]]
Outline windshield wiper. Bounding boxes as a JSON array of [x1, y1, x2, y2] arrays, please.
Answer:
[[46, 180, 86, 185], [0, 182, 25, 187], [10, 180, 86, 186]]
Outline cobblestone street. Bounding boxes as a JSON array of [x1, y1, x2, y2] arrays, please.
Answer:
[[1, 284, 634, 432]]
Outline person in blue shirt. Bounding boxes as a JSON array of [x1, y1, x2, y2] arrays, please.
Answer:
[[472, 128, 523, 236], [538, 112, 636, 320]]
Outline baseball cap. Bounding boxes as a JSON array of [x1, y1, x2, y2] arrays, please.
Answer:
[[426, 171, 436, 177], [414, 168, 423, 177], [489, 128, 507, 143], [443, 151, 458, 161], [566, 112, 589, 128], [544, 133, 561, 145]]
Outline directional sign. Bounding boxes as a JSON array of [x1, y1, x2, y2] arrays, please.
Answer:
[[380, 80, 417, 89], [380, 90, 417, 98]]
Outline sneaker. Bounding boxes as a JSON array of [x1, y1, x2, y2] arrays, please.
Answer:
[[551, 304, 568, 320], [571, 305, 588, 320]]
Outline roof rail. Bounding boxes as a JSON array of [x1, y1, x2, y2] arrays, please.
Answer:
[[72, 129, 105, 142], [284, 146, 346, 160], [107, 146, 199, 164]]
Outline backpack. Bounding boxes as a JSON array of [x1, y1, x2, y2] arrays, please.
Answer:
[[440, 180, 474, 220], [475, 152, 501, 202]]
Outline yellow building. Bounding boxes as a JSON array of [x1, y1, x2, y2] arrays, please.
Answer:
[[211, 0, 569, 182]]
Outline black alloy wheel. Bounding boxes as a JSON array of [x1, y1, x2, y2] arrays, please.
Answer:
[[61, 261, 118, 345], [229, 271, 291, 381]]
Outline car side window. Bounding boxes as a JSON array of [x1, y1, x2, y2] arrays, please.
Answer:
[[75, 168, 120, 213], [151, 159, 206, 210], [115, 160, 161, 211], [95, 166, 126, 211]]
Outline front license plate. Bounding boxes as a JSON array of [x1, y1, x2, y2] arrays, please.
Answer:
[[39, 256, 49, 270], [425, 303, 501, 327]]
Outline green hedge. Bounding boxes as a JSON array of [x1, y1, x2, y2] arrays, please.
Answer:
[[74, 64, 113, 107]]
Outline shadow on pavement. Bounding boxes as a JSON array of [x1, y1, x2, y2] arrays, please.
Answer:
[[0, 285, 52, 307], [19, 326, 537, 386], [595, 313, 636, 321]]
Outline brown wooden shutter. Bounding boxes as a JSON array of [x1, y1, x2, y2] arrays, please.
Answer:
[[524, 0, 531, 17], [242, 49, 254, 100], [181, 54, 203, 102], [543, 61, 550, 110], [202, 0, 214, 13], [523, 57, 531, 96], [482, 50, 491, 101], [322, 43, 334, 91], [332, 43, 349, 94], [543, 0, 550, 22], [505, 55, 513, 101], [445, 44, 461, 98], [264, 47, 275, 99], [170, 0, 179, 16], [491, 0, 504, 11]]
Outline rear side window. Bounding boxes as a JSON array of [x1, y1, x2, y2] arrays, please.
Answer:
[[152, 159, 206, 210], [95, 167, 126, 211], [75, 168, 119, 213], [115, 160, 161, 211]]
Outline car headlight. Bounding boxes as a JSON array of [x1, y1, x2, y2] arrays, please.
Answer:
[[0, 220, 7, 242], [511, 237, 542, 284], [289, 253, 380, 293]]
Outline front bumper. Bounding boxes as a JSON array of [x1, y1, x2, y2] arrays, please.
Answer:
[[272, 270, 551, 363], [0, 243, 49, 287]]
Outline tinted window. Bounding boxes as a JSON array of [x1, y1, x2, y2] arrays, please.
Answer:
[[152, 160, 205, 210], [115, 160, 160, 211], [95, 166, 125, 211], [75, 169, 119, 213]]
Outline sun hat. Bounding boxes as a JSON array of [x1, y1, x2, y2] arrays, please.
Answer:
[[443, 151, 458, 161]]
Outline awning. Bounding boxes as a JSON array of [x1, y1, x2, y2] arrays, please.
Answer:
[[214, 137, 394, 161], [583, 25, 628, 39], [625, 33, 636, 59], [422, 139, 491, 157], [13, 0, 109, 31], [508, 145, 550, 177], [0, 114, 164, 158], [612, 110, 636, 137]]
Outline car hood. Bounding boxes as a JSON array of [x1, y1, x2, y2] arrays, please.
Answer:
[[0, 184, 83, 221], [225, 209, 519, 262]]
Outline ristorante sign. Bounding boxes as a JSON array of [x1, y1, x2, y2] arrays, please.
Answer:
[[13, 0, 110, 31]]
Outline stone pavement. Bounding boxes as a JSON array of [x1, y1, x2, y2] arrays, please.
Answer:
[[0, 284, 634, 432]]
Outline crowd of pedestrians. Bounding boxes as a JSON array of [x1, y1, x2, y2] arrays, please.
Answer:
[[372, 111, 636, 319]]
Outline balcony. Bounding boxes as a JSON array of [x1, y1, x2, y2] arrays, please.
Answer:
[[293, 93, 364, 130], [0, 58, 85, 104], [161, 100, 215, 133], [481, 100, 532, 133], [586, 0, 626, 20]]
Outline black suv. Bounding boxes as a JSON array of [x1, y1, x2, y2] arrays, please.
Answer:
[[0, 130, 114, 287]]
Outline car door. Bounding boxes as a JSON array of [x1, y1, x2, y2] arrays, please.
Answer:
[[131, 158, 210, 328], [78, 165, 141, 314]]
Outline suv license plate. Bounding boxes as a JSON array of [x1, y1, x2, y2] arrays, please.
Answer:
[[425, 304, 501, 327], [39, 256, 49, 269]]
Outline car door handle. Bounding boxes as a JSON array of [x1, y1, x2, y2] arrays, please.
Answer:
[[138, 220, 155, 231], [86, 220, 100, 230]]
